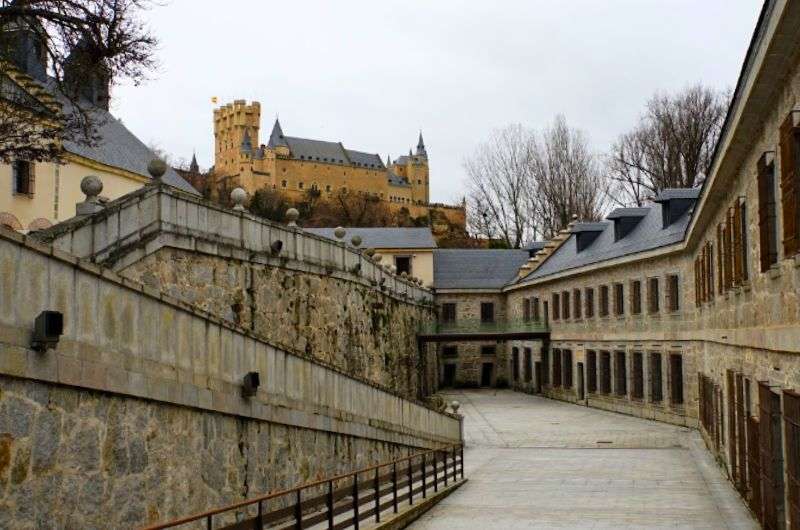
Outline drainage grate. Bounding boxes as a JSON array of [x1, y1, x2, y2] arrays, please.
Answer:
[[596, 440, 614, 444]]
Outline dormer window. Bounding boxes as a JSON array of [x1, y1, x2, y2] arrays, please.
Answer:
[[654, 188, 700, 228], [606, 208, 648, 241], [572, 223, 606, 252]]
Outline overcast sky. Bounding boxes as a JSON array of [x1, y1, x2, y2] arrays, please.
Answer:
[[113, 0, 762, 204]]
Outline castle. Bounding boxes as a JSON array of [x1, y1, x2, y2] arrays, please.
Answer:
[[210, 100, 462, 225]]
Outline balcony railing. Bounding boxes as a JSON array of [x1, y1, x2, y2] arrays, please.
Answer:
[[419, 318, 549, 336]]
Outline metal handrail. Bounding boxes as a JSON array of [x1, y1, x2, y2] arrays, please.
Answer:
[[140, 443, 465, 530], [419, 318, 548, 335]]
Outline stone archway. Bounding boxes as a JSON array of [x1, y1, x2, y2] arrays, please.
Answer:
[[0, 212, 23, 231], [28, 217, 52, 231]]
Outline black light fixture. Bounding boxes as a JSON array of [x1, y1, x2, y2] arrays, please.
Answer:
[[242, 371, 260, 398], [270, 240, 283, 255], [31, 311, 64, 352]]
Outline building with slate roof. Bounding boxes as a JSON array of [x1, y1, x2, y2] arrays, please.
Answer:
[[306, 226, 437, 285], [0, 20, 197, 233], [422, 4, 800, 521], [210, 100, 465, 233]]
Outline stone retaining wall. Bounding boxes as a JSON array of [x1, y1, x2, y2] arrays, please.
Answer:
[[0, 229, 461, 528]]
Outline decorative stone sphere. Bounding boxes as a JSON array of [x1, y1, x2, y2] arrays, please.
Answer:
[[451, 400, 461, 414], [80, 175, 103, 199], [350, 235, 362, 248], [334, 226, 346, 239], [401, 271, 408, 278], [230, 188, 247, 211], [147, 158, 167, 179], [285, 208, 300, 226], [389, 265, 397, 274], [373, 253, 382, 262], [364, 248, 375, 257]]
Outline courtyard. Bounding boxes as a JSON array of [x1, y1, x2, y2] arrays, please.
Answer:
[[411, 390, 758, 529]]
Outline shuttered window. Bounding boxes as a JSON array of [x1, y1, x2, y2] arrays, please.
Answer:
[[614, 283, 624, 316], [573, 289, 582, 319], [12, 161, 35, 196], [694, 259, 701, 307], [522, 298, 531, 322], [648, 277, 660, 313], [552, 293, 560, 321], [732, 203, 745, 284], [716, 224, 724, 293], [667, 274, 680, 312], [532, 297, 540, 321], [615, 351, 627, 396], [650, 352, 663, 403], [632, 352, 644, 399], [562, 290, 570, 320], [780, 112, 800, 257], [585, 287, 595, 318], [631, 280, 642, 315], [724, 211, 734, 290], [587, 351, 597, 393], [737, 199, 748, 283], [600, 351, 611, 394], [758, 152, 779, 272], [600, 285, 609, 317]]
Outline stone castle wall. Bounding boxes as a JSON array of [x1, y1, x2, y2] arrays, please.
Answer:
[[0, 229, 461, 528], [122, 247, 430, 397], [36, 185, 435, 399]]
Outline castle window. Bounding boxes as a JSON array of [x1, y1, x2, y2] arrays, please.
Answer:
[[418, 180, 422, 185], [281, 180, 287, 188], [299, 182, 304, 189], [12, 160, 34, 196], [326, 185, 331, 192]]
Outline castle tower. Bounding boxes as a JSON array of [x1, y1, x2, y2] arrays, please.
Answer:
[[408, 132, 430, 205], [213, 100, 261, 178]]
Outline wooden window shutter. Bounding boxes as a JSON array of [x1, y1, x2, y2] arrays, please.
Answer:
[[780, 114, 799, 257], [733, 202, 743, 284], [738, 199, 748, 282], [694, 259, 701, 307], [723, 212, 733, 290], [707, 242, 715, 300], [758, 155, 773, 272], [716, 224, 724, 293]]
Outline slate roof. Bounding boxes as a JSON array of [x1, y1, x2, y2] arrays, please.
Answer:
[[266, 119, 385, 169], [606, 207, 649, 220], [388, 171, 410, 187], [518, 197, 695, 284], [523, 241, 547, 252], [433, 249, 530, 290], [305, 227, 437, 249], [47, 81, 198, 194], [654, 187, 702, 201]]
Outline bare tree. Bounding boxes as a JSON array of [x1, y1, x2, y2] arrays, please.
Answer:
[[531, 115, 607, 238], [465, 117, 607, 246], [0, 0, 159, 163], [607, 84, 729, 206], [465, 124, 535, 248]]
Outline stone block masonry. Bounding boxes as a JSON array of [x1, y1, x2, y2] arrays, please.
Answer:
[[0, 229, 461, 528], [35, 184, 435, 399]]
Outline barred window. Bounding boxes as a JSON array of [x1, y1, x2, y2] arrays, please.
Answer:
[[563, 350, 573, 389], [441, 303, 456, 323], [585, 287, 595, 318], [631, 280, 642, 315], [562, 291, 570, 320], [669, 353, 683, 405], [573, 289, 582, 319], [600, 351, 611, 394]]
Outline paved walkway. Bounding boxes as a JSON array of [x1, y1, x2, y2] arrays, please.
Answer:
[[412, 390, 757, 529]]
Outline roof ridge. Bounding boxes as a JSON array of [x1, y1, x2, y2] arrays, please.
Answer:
[[514, 218, 578, 281]]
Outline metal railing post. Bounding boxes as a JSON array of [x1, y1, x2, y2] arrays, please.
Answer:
[[442, 450, 446, 488], [353, 473, 360, 530], [392, 462, 398, 513], [206, 514, 212, 530], [432, 451, 437, 492], [295, 489, 302, 530], [422, 453, 427, 499], [256, 500, 263, 530], [374, 467, 380, 523], [460, 445, 465, 479], [327, 480, 334, 529], [452, 446, 457, 482], [408, 457, 413, 505]]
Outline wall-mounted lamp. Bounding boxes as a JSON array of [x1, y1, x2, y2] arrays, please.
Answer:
[[270, 240, 283, 255], [31, 311, 64, 352], [242, 371, 260, 398]]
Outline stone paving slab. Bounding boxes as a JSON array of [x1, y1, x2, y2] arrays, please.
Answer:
[[411, 390, 758, 529]]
